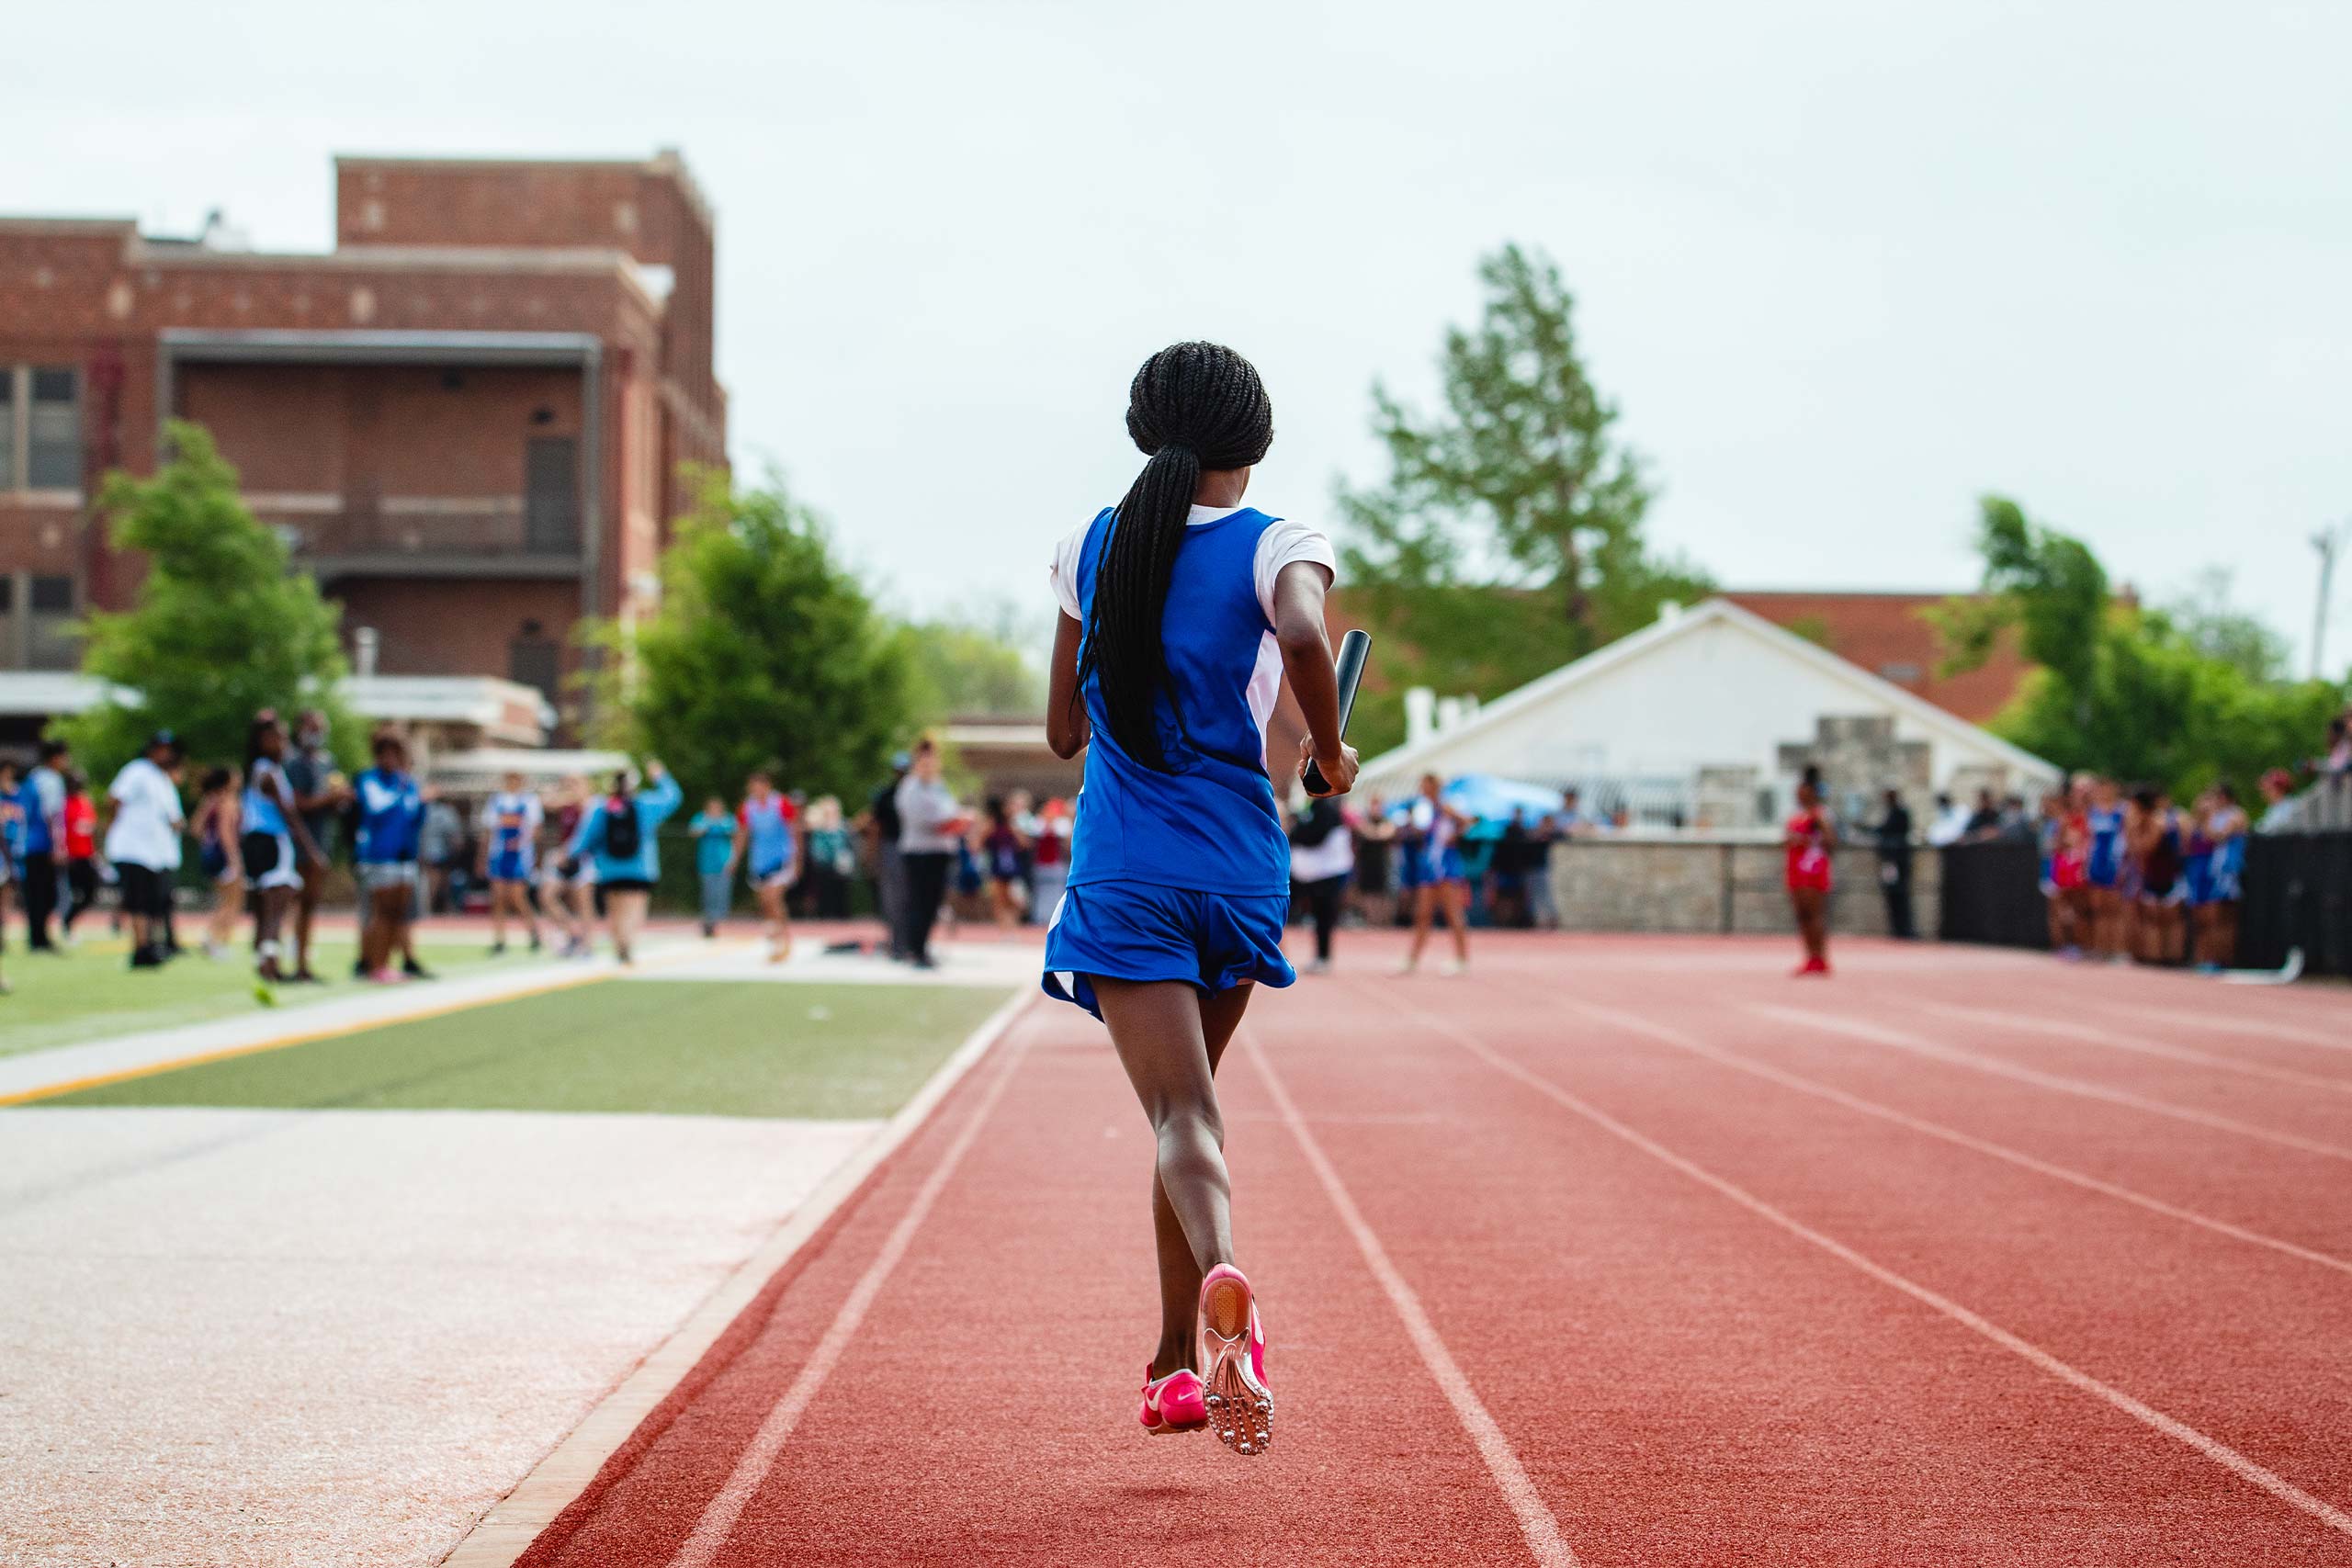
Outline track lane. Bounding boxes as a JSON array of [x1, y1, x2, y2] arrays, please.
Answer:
[[1381, 969, 2352, 1542], [1253, 975, 2352, 1563], [517, 999, 1544, 1566], [499, 936, 2352, 1566]]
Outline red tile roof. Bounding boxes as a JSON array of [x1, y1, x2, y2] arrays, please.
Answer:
[[1720, 591, 2032, 725]]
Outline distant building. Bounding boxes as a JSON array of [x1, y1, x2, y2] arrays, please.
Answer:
[[0, 150, 725, 739], [1720, 590, 2032, 726], [1353, 597, 2059, 829]]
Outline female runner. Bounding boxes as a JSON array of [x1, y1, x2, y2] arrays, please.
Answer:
[[2190, 783, 2248, 971], [2082, 775, 2126, 961], [1043, 342, 1353, 1456], [1397, 773, 1472, 975], [243, 712, 326, 992], [1785, 765, 1836, 976]]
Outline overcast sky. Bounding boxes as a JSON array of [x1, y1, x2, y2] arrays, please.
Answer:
[[15, 0, 2351, 674]]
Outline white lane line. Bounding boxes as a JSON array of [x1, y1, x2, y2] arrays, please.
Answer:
[[439, 986, 1034, 1568], [1379, 990, 2352, 1545], [1753, 1004, 2352, 1164], [1921, 1002, 2352, 1096], [1248, 1034, 1580, 1568], [2083, 1001, 2352, 1055], [1556, 999, 2352, 1280], [662, 1018, 1036, 1568]]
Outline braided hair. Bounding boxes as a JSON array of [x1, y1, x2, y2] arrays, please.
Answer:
[[1079, 342, 1274, 771]]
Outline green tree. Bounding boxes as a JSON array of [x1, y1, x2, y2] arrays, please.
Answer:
[[896, 599, 1046, 723], [1939, 496, 2343, 794], [2162, 566, 2289, 682], [1928, 495, 2107, 729], [586, 469, 914, 808], [62, 421, 355, 780], [1338, 243, 1710, 752]]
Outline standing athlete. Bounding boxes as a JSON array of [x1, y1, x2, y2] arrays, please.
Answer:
[[1785, 765, 1837, 976], [729, 770, 799, 963], [1042, 342, 1354, 1456], [1396, 773, 1472, 975], [478, 773, 545, 955], [243, 713, 326, 994]]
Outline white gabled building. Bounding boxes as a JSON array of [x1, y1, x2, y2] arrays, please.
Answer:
[[1355, 596, 2060, 828]]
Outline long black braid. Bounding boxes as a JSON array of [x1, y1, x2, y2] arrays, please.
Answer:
[[1079, 342, 1274, 771]]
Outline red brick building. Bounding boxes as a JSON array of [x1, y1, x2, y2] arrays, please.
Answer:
[[0, 151, 725, 724]]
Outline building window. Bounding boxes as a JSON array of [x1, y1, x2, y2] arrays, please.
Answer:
[[0, 365, 82, 494], [524, 435, 580, 552], [509, 633, 560, 704], [1878, 661, 1923, 683], [27, 575, 75, 670]]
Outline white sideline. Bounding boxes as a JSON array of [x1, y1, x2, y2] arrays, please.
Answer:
[[662, 1011, 1036, 1568], [1920, 1001, 2352, 1096], [1563, 998, 2352, 1279], [438, 986, 1035, 1568], [1385, 991, 2352, 1545], [1754, 1004, 2352, 1163], [1249, 1036, 1581, 1568]]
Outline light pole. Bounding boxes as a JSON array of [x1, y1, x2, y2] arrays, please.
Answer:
[[2315, 520, 2350, 681]]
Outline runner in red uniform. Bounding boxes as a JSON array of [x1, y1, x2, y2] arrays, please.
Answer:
[[1784, 766, 1836, 976]]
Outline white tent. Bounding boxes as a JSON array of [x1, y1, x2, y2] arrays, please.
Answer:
[[1355, 597, 2060, 824]]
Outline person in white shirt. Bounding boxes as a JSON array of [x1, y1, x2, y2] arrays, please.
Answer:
[[105, 731, 186, 970], [1287, 792, 1354, 974], [892, 739, 969, 969]]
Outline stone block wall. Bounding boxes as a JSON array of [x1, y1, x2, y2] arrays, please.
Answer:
[[1550, 837, 1938, 936]]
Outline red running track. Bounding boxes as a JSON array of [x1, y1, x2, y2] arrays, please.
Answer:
[[503, 936, 2352, 1566]]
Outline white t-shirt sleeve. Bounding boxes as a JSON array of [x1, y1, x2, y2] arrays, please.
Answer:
[[1251, 517, 1337, 626], [1046, 524, 1090, 622]]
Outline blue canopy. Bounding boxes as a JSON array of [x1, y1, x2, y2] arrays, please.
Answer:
[[1388, 773, 1566, 840]]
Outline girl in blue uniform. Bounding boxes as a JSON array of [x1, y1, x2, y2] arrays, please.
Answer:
[[729, 770, 798, 963], [478, 773, 544, 954], [1397, 772, 1473, 975], [2082, 775, 2127, 962], [1043, 343, 1354, 1457], [243, 713, 326, 992], [2190, 782, 2248, 971]]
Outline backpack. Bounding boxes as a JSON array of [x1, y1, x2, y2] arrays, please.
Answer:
[[599, 795, 640, 861]]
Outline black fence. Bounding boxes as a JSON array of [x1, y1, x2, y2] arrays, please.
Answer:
[[1939, 832, 2352, 977], [1937, 840, 2048, 950], [2239, 832, 2352, 978]]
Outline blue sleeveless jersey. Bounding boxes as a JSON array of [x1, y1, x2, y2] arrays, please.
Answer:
[[743, 796, 795, 876], [243, 759, 288, 837], [1066, 505, 1289, 897]]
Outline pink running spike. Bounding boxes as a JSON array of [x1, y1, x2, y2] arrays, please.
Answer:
[[1197, 1265, 1273, 1457], [1137, 1365, 1207, 1435]]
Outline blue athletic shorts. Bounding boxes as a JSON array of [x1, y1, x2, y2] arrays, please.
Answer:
[[1397, 843, 1465, 891], [489, 851, 533, 884], [1041, 883, 1295, 1021]]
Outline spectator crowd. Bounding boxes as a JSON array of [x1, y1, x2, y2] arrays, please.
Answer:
[[6, 700, 2346, 998]]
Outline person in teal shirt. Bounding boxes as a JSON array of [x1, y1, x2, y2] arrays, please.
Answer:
[[561, 760, 681, 964], [688, 796, 736, 937]]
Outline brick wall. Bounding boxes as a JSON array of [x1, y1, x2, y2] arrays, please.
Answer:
[[333, 577, 580, 686], [180, 363, 584, 498]]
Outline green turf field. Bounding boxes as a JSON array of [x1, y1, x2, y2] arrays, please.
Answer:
[[0, 936, 503, 1059], [43, 979, 1011, 1119]]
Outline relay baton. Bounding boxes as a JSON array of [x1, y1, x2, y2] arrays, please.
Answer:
[[1301, 628, 1372, 796]]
